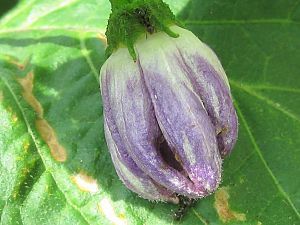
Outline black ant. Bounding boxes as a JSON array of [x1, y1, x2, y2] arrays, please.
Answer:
[[134, 7, 155, 34], [173, 196, 197, 221]]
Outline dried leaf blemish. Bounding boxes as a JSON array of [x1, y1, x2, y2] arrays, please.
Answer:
[[214, 187, 246, 223], [98, 198, 127, 225], [5, 55, 28, 70], [70, 171, 99, 193], [36, 119, 67, 162], [17, 72, 67, 162], [17, 72, 43, 117]]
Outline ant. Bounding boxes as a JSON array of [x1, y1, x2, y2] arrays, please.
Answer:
[[134, 7, 155, 34], [173, 196, 197, 221]]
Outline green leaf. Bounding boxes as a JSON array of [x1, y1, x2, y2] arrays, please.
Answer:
[[0, 0, 299, 225]]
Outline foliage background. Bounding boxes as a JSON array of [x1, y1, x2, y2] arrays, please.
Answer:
[[0, 0, 299, 224]]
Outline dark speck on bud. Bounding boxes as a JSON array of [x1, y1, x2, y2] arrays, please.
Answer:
[[134, 7, 155, 34]]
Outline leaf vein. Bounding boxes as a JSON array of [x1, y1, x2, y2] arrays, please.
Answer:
[[231, 81, 300, 123], [228, 151, 255, 177], [192, 208, 208, 225], [240, 26, 267, 57], [0, 75, 91, 225], [234, 98, 300, 219], [79, 36, 99, 82]]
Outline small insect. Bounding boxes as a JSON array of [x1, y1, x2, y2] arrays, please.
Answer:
[[134, 7, 155, 34], [173, 196, 197, 221]]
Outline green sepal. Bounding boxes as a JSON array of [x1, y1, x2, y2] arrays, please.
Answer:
[[105, 0, 180, 61]]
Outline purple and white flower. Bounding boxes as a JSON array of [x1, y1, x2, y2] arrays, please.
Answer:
[[100, 25, 238, 202]]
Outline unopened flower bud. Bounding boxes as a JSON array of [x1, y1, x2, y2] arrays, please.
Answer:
[[100, 24, 238, 201]]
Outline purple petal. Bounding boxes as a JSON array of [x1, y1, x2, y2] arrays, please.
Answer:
[[101, 48, 203, 198], [104, 119, 178, 202], [171, 26, 238, 157], [101, 54, 178, 202], [136, 35, 222, 194]]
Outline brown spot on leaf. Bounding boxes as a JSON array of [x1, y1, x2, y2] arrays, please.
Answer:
[[17, 72, 67, 162], [17, 72, 43, 117], [36, 119, 67, 162], [15, 62, 26, 70], [6, 55, 29, 70], [214, 187, 246, 223], [70, 171, 99, 193]]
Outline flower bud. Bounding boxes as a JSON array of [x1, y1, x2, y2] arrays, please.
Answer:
[[104, 119, 179, 203], [100, 25, 238, 202]]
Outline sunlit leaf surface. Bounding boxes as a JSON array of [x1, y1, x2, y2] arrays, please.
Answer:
[[0, 0, 299, 224]]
